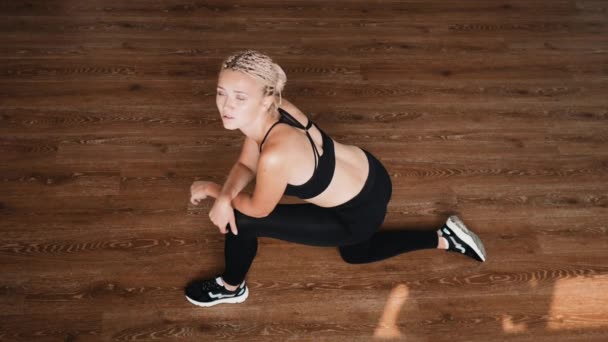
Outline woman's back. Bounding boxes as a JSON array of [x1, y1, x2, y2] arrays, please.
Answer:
[[265, 99, 370, 208]]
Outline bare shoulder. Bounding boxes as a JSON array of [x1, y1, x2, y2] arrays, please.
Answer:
[[258, 138, 291, 172], [254, 98, 307, 167]]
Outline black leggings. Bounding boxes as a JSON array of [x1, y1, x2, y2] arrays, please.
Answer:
[[221, 149, 439, 286]]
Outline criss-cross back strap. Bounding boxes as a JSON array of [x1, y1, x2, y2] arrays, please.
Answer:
[[279, 109, 320, 170]]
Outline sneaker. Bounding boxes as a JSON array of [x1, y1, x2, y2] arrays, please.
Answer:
[[441, 215, 487, 262], [185, 275, 248, 307]]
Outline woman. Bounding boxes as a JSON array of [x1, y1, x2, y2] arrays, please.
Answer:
[[186, 50, 486, 307]]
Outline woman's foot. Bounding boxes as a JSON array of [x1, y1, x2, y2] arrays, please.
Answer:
[[185, 275, 248, 307], [439, 215, 487, 262]]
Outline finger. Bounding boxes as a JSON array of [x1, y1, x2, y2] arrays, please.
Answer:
[[216, 219, 225, 233], [229, 215, 238, 235]]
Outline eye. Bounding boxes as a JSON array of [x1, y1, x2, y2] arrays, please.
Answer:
[[216, 91, 224, 96], [237, 97, 246, 101]]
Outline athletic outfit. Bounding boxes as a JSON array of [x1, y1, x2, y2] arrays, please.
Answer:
[[185, 107, 487, 307]]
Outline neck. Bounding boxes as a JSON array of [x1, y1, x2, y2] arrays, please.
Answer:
[[240, 106, 281, 146]]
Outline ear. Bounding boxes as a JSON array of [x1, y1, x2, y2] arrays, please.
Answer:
[[262, 93, 275, 111]]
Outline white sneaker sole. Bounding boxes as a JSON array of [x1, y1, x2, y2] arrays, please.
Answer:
[[446, 215, 487, 262], [185, 287, 249, 307]]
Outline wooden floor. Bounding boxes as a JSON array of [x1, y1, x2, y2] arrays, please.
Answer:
[[1, 1, 607, 341]]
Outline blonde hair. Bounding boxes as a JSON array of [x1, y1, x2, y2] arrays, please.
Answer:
[[220, 49, 287, 112]]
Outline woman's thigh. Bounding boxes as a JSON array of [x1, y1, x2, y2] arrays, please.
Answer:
[[232, 203, 374, 247]]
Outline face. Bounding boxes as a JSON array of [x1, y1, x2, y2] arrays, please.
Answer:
[[216, 69, 273, 130]]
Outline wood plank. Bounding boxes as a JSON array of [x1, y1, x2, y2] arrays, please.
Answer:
[[1, 0, 607, 340]]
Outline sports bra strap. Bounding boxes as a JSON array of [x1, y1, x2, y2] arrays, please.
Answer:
[[261, 108, 321, 169], [279, 109, 320, 170], [304, 120, 313, 131], [279, 108, 307, 130], [259, 120, 283, 153], [304, 130, 319, 170]]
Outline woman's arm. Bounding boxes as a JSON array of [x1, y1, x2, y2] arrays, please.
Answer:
[[205, 163, 253, 200], [204, 162, 260, 217], [216, 162, 256, 200], [206, 181, 260, 218], [207, 147, 288, 218]]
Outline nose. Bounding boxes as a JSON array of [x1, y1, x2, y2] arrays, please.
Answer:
[[221, 97, 233, 112]]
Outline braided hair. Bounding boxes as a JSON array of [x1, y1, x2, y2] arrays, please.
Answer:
[[220, 49, 287, 112]]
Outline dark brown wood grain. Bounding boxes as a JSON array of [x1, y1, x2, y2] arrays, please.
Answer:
[[1, 0, 607, 341]]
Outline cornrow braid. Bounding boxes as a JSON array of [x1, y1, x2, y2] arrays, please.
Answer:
[[220, 49, 286, 110]]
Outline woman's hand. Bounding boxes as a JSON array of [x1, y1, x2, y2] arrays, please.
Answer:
[[190, 181, 214, 205], [190, 180, 238, 235], [209, 196, 238, 235]]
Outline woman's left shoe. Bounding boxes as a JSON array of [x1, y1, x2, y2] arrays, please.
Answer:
[[185, 275, 249, 307], [441, 215, 487, 262]]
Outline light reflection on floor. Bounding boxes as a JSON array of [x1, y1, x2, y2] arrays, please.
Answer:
[[547, 275, 608, 331], [373, 283, 409, 339], [371, 274, 608, 339]]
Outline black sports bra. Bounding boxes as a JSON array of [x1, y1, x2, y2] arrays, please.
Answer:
[[259, 107, 336, 199]]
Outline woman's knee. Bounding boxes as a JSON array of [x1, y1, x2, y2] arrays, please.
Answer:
[[232, 209, 262, 238], [338, 243, 369, 264]]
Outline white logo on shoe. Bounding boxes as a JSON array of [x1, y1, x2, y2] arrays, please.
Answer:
[[208, 292, 236, 299], [449, 236, 466, 254]]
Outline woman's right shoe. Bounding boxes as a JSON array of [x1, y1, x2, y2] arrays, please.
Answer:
[[441, 215, 487, 262], [185, 275, 249, 307]]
